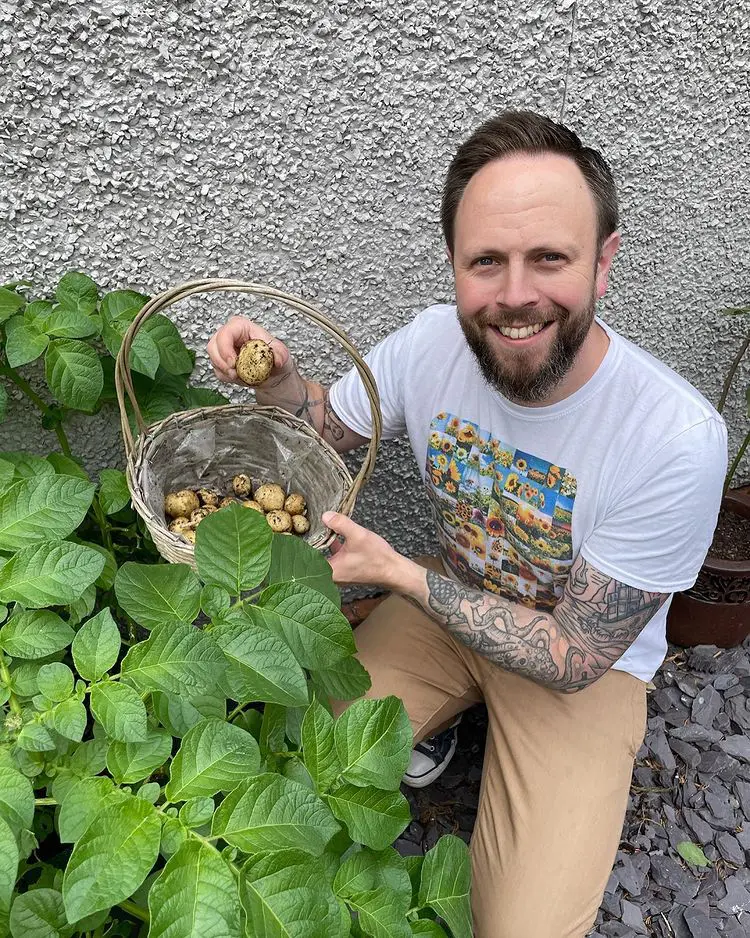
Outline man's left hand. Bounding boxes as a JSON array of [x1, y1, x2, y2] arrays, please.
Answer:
[[322, 511, 408, 589]]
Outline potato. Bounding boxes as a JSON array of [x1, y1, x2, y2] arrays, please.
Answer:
[[197, 488, 220, 507], [266, 509, 292, 533], [232, 474, 252, 497], [190, 508, 213, 525], [219, 496, 240, 508], [291, 514, 310, 535], [168, 517, 193, 535], [181, 528, 196, 544], [254, 483, 285, 512], [284, 493, 306, 516], [165, 489, 200, 519], [235, 339, 274, 387], [241, 499, 264, 513]]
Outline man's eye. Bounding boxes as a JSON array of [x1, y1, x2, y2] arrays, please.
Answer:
[[542, 253, 563, 263], [476, 257, 494, 266]]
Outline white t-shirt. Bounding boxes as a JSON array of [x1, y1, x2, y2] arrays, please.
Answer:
[[330, 304, 728, 683]]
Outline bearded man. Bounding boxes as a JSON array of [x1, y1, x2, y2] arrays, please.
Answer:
[[208, 111, 726, 937]]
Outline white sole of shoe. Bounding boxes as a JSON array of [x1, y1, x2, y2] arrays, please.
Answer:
[[402, 736, 458, 789]]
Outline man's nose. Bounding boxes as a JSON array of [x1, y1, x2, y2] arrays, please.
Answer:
[[495, 263, 539, 309]]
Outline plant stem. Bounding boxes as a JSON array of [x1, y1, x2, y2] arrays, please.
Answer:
[[725, 428, 750, 494], [118, 899, 149, 923], [0, 657, 21, 714], [92, 494, 114, 554], [0, 360, 74, 459], [34, 797, 57, 806], [717, 329, 750, 414]]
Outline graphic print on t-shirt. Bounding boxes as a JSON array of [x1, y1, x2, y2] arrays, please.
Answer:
[[425, 412, 578, 611]]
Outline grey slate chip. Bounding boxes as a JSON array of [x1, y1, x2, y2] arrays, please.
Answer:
[[682, 807, 715, 845], [713, 674, 739, 691], [649, 855, 698, 896], [718, 735, 750, 763], [621, 899, 648, 934], [670, 738, 701, 769], [717, 876, 750, 915], [648, 727, 677, 771], [683, 907, 721, 938], [716, 831, 745, 865], [670, 724, 723, 746], [691, 686, 723, 727]]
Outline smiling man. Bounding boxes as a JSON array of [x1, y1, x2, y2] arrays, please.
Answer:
[[207, 111, 727, 937]]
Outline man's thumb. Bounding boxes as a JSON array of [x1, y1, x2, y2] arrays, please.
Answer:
[[322, 511, 353, 536]]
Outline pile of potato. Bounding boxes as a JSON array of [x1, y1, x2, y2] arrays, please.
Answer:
[[164, 474, 310, 544]]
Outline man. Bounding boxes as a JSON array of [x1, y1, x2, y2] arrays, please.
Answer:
[[208, 111, 727, 937]]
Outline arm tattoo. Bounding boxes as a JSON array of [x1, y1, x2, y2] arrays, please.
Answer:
[[290, 385, 325, 422], [412, 557, 668, 692], [322, 390, 345, 442]]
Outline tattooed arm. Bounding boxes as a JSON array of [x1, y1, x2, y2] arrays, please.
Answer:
[[256, 369, 368, 454], [400, 556, 668, 692]]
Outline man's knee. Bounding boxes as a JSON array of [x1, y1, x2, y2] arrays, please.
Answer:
[[471, 885, 598, 938]]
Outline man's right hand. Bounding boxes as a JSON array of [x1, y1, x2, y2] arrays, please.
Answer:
[[207, 316, 294, 387]]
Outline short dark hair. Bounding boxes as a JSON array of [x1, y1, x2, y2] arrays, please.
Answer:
[[441, 110, 618, 252]]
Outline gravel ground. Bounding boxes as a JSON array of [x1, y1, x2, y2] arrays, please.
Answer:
[[379, 629, 750, 936]]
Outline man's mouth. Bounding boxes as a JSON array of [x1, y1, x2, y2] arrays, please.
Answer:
[[490, 321, 553, 341]]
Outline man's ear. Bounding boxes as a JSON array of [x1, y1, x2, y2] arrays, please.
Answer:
[[595, 232, 620, 299], [445, 245, 453, 266]]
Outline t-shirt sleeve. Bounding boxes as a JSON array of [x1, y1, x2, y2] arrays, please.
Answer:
[[328, 318, 418, 440], [580, 416, 728, 593]]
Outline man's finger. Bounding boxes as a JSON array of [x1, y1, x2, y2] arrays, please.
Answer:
[[322, 511, 358, 538]]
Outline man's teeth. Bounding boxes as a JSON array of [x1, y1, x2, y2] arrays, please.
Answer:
[[497, 322, 547, 339]]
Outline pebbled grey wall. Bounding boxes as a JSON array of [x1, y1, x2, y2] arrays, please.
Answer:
[[1, 0, 748, 558]]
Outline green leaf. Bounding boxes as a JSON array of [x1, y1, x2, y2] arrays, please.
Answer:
[[63, 736, 110, 779], [101, 317, 160, 380], [269, 532, 341, 607], [325, 784, 411, 851], [17, 722, 56, 751], [115, 562, 202, 631], [120, 622, 225, 696], [334, 847, 411, 938], [201, 584, 231, 618], [143, 315, 193, 375], [0, 475, 96, 550], [62, 796, 161, 923], [55, 272, 98, 315], [72, 608, 121, 682], [260, 702, 288, 757], [9, 887, 73, 938], [302, 697, 342, 794], [100, 289, 148, 323], [89, 680, 147, 742], [0, 287, 24, 323], [0, 815, 19, 936], [42, 305, 98, 338], [45, 339, 104, 411], [410, 921, 449, 936], [0, 385, 6, 425], [165, 719, 260, 802], [57, 776, 124, 843], [240, 849, 347, 938], [148, 839, 241, 938], [311, 656, 372, 702], [417, 835, 472, 938], [181, 386, 230, 408], [65, 581, 97, 626], [212, 614, 309, 707], [0, 459, 14, 491], [138, 782, 161, 803], [36, 662, 73, 701], [0, 540, 105, 608], [107, 727, 172, 784], [73, 540, 116, 591], [152, 691, 225, 738], [178, 796, 215, 828], [335, 697, 412, 791], [0, 766, 34, 836], [46, 453, 90, 480], [254, 583, 355, 671], [97, 468, 131, 515], [0, 453, 56, 485], [3, 315, 49, 367], [23, 300, 53, 324], [194, 504, 273, 595], [49, 697, 87, 741], [675, 840, 712, 868], [0, 609, 74, 659], [212, 773, 341, 856]]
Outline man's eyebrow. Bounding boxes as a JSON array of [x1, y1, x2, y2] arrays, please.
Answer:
[[464, 245, 579, 258]]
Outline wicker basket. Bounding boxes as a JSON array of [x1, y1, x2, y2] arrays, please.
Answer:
[[114, 279, 382, 566]]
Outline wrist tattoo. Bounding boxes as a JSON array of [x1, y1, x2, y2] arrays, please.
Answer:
[[322, 390, 345, 442]]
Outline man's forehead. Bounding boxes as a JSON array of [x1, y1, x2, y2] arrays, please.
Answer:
[[456, 153, 597, 228]]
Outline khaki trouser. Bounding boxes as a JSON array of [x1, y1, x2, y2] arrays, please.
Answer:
[[334, 558, 647, 938]]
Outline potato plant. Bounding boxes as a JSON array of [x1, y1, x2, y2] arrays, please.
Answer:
[[0, 275, 471, 938]]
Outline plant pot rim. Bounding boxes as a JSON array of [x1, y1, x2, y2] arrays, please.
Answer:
[[701, 489, 750, 575]]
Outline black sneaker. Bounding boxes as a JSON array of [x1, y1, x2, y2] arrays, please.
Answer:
[[402, 715, 462, 788]]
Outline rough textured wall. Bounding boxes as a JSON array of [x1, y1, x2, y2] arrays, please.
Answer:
[[1, 0, 747, 558]]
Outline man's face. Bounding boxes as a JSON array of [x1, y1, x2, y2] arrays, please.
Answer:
[[451, 153, 619, 404]]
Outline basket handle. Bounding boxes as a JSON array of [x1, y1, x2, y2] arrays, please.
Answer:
[[114, 279, 382, 515]]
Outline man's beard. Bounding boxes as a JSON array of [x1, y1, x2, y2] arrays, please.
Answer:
[[457, 297, 596, 404]]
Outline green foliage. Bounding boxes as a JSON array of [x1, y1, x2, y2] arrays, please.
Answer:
[[0, 274, 471, 937]]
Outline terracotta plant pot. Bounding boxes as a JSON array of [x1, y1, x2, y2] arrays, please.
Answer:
[[666, 489, 750, 648]]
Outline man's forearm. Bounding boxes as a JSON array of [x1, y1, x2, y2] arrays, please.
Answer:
[[391, 555, 665, 693], [255, 368, 360, 453]]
